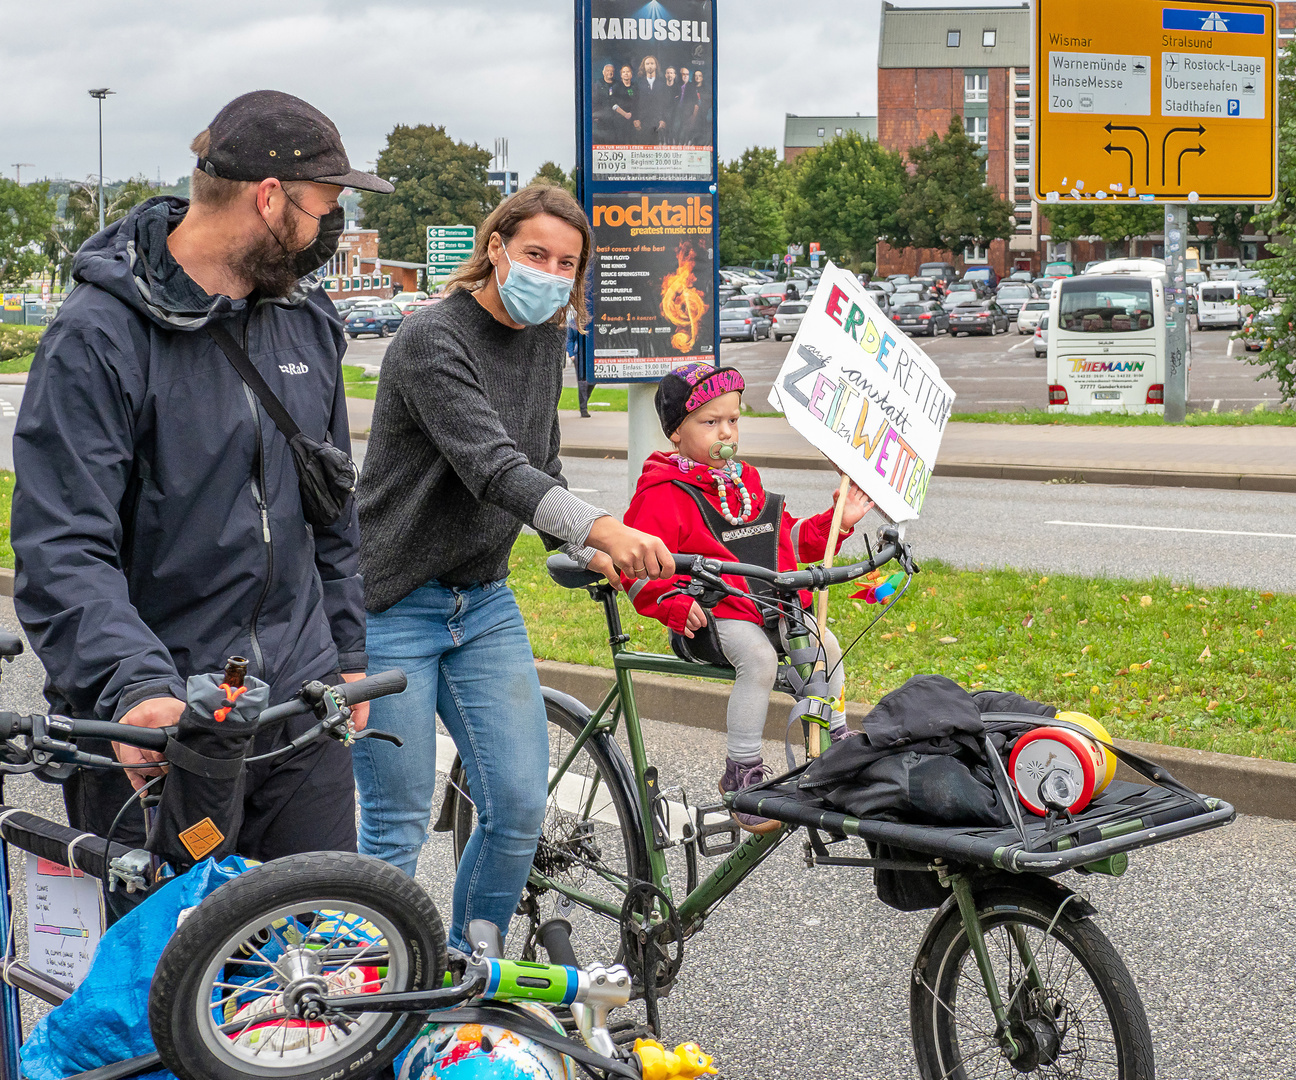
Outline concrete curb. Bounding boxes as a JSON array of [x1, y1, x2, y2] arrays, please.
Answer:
[[536, 659, 1296, 822], [0, 569, 12, 598], [558, 445, 1296, 493]]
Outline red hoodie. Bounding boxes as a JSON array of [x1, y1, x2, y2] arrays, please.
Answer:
[[622, 451, 852, 632]]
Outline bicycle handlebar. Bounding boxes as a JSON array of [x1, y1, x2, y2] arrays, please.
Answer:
[[0, 669, 409, 765], [666, 542, 901, 593]]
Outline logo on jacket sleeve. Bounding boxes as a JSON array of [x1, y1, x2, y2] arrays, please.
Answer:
[[278, 362, 309, 375]]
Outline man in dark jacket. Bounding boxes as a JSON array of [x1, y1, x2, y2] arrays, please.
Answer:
[[12, 91, 392, 859]]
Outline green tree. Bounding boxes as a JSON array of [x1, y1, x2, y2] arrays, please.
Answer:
[[1242, 46, 1296, 401], [790, 133, 905, 269], [529, 161, 574, 193], [893, 118, 1013, 253], [1043, 203, 1164, 251], [359, 125, 499, 264], [717, 147, 801, 266], [0, 179, 55, 288], [45, 176, 155, 287]]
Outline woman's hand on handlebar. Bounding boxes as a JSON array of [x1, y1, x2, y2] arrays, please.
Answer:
[[585, 517, 675, 581], [585, 551, 623, 592], [339, 673, 369, 732], [116, 696, 185, 791]]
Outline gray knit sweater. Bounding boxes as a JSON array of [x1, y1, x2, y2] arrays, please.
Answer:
[[357, 290, 603, 612]]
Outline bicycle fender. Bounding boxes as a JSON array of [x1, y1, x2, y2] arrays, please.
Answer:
[[913, 874, 1099, 970], [540, 688, 643, 822], [432, 755, 465, 833]]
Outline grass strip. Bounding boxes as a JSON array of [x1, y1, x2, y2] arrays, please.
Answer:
[[342, 363, 379, 401], [0, 471, 12, 569], [948, 407, 1296, 426], [509, 533, 1296, 763], [558, 387, 628, 412], [0, 354, 34, 375]]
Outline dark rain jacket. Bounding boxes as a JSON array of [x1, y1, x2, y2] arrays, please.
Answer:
[[12, 196, 366, 725]]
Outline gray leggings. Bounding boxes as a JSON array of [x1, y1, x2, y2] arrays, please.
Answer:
[[714, 618, 846, 764]]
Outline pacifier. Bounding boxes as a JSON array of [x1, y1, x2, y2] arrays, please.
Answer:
[[708, 441, 736, 461]]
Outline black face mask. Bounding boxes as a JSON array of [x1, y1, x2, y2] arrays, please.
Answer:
[[289, 205, 344, 278]]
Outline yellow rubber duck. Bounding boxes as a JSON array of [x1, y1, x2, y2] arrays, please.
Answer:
[[632, 1038, 719, 1079]]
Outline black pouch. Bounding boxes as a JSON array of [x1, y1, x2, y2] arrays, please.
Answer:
[[867, 841, 948, 912], [206, 323, 358, 528], [146, 672, 269, 873]]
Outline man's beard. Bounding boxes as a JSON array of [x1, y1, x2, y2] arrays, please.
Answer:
[[233, 211, 311, 298]]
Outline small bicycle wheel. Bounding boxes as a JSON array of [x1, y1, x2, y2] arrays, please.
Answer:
[[451, 697, 649, 967], [910, 887, 1154, 1080], [149, 852, 446, 1080]]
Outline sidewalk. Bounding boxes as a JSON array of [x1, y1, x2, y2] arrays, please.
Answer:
[[346, 398, 1296, 492]]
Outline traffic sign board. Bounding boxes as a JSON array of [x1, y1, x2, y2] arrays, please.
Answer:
[[426, 225, 476, 273], [1033, 0, 1276, 203]]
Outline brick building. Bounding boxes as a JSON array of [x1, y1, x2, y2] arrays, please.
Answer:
[[783, 115, 877, 162], [320, 228, 397, 302], [876, 3, 1036, 278]]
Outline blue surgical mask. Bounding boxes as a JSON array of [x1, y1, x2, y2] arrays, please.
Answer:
[[495, 246, 575, 325]]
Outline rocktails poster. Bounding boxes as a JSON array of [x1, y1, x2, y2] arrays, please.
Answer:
[[588, 0, 715, 181], [590, 193, 716, 380]]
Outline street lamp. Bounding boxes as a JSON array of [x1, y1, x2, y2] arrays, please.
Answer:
[[88, 88, 114, 232]]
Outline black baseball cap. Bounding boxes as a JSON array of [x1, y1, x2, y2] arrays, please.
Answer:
[[196, 90, 393, 194]]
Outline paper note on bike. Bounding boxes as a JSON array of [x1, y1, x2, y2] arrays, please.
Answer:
[[768, 262, 955, 523]]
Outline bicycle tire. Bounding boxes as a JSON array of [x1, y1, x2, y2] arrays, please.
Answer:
[[910, 886, 1154, 1080], [450, 697, 649, 967], [149, 852, 446, 1080]]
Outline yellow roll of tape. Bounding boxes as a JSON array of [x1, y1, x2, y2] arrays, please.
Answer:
[[1056, 711, 1117, 794]]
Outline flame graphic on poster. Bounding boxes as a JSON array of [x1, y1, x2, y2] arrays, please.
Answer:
[[661, 241, 708, 353]]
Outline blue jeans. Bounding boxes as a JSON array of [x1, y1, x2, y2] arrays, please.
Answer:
[[352, 579, 549, 951]]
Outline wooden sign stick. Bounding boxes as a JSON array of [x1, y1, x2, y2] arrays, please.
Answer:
[[809, 471, 852, 758]]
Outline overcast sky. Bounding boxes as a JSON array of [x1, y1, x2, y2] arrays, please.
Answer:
[[2, 0, 1020, 188]]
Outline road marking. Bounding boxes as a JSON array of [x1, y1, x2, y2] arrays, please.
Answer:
[[0, 402, 14, 418], [1227, 338, 1235, 357], [1212, 399, 1220, 412], [1009, 340, 1034, 351], [1047, 520, 1296, 540], [568, 488, 599, 493]]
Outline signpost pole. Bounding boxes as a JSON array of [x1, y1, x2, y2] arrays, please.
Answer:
[[627, 385, 670, 497], [1163, 204, 1189, 422]]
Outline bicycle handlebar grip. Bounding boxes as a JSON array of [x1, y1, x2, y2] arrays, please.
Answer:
[[334, 669, 408, 707], [78, 718, 169, 752], [537, 918, 580, 969]]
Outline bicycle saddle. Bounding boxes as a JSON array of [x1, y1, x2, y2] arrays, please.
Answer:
[[0, 631, 23, 659], [545, 553, 606, 590]]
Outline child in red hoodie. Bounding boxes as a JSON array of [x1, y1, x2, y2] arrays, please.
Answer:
[[622, 364, 874, 832]]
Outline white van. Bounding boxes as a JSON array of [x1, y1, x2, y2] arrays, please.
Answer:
[[1194, 281, 1241, 330], [1047, 275, 1167, 414]]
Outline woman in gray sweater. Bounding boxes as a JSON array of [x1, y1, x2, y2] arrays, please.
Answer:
[[354, 185, 670, 953]]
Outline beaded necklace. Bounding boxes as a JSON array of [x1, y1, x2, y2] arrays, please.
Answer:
[[673, 454, 754, 525]]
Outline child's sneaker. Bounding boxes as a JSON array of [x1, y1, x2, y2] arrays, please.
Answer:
[[718, 757, 781, 835], [829, 722, 856, 743]]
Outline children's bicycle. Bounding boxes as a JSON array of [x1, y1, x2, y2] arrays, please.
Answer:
[[431, 527, 1235, 1079]]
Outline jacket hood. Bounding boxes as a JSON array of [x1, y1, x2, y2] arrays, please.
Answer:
[[71, 195, 317, 332]]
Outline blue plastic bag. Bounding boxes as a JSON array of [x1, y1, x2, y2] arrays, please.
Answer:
[[20, 855, 258, 1080]]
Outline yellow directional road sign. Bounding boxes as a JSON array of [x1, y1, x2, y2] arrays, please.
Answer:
[[1033, 0, 1277, 203]]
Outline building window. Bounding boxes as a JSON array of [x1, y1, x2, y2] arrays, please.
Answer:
[[947, 29, 961, 47], [983, 29, 997, 47], [965, 116, 988, 145], [964, 74, 988, 102], [964, 243, 988, 261], [382, 275, 391, 288], [817, 127, 825, 138], [835, 127, 843, 136], [340, 278, 349, 292]]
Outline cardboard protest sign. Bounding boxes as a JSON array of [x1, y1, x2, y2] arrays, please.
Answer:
[[768, 262, 955, 523]]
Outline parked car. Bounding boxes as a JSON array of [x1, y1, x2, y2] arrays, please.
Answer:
[[1032, 277, 1058, 296], [1033, 313, 1050, 357], [943, 280, 982, 306], [962, 264, 999, 289], [864, 287, 892, 313], [948, 299, 1010, 336], [772, 300, 808, 340], [344, 302, 405, 338], [1043, 260, 1076, 278], [871, 280, 896, 295], [719, 299, 771, 341], [885, 274, 911, 285], [1241, 309, 1282, 351], [994, 283, 1036, 319], [893, 300, 949, 337], [1016, 298, 1051, 334], [334, 297, 383, 317], [1008, 269, 1034, 283], [739, 283, 783, 318], [892, 282, 931, 302], [917, 261, 958, 283]]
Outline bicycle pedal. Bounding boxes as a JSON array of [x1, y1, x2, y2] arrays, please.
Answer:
[[693, 802, 740, 857]]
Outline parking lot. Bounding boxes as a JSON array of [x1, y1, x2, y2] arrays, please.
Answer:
[[717, 319, 1278, 414]]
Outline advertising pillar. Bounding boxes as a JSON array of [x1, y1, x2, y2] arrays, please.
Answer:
[[576, 0, 720, 493]]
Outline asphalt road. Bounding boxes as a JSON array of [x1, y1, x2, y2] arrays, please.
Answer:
[[556, 456, 1296, 594], [0, 596, 1289, 1079]]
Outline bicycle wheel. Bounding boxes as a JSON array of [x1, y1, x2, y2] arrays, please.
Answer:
[[910, 887, 1154, 1080], [150, 852, 446, 1080], [451, 697, 648, 967]]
